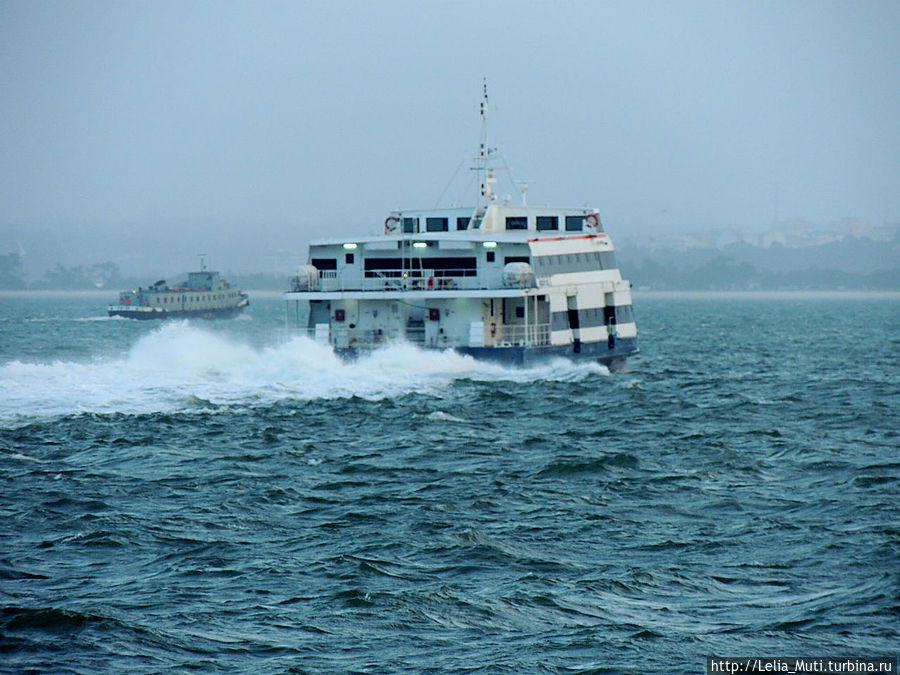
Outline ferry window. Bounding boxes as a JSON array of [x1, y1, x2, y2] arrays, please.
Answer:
[[345, 253, 354, 264], [515, 306, 525, 318], [364, 258, 403, 277], [456, 217, 470, 230], [505, 216, 527, 230], [423, 256, 477, 277], [599, 251, 617, 269], [403, 217, 418, 233], [616, 305, 634, 324], [426, 217, 448, 232], [486, 251, 495, 262], [335, 309, 345, 322], [536, 216, 558, 231], [565, 215, 584, 231], [311, 258, 337, 270], [504, 256, 530, 265]]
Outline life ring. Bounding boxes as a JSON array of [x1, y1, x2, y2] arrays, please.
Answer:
[[585, 214, 600, 231], [490, 322, 497, 337], [384, 216, 400, 234]]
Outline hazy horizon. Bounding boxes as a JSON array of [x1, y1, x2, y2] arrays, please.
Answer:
[[3, 1, 899, 277]]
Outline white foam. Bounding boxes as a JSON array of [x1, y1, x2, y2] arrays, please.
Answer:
[[425, 411, 468, 424], [0, 322, 607, 423]]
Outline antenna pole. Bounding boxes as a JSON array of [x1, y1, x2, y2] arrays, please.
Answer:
[[478, 79, 496, 207]]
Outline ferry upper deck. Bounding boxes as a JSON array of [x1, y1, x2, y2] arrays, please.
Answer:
[[285, 204, 626, 299]]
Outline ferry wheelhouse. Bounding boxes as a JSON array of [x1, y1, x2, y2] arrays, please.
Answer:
[[284, 86, 637, 369]]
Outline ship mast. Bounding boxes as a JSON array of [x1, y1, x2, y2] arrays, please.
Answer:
[[477, 79, 497, 210], [473, 80, 526, 213]]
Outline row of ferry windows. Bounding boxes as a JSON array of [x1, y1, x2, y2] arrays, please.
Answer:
[[155, 293, 229, 304], [533, 250, 619, 272], [313, 253, 616, 271], [399, 215, 591, 233], [405, 217, 473, 232], [506, 216, 587, 231], [312, 255, 532, 273]]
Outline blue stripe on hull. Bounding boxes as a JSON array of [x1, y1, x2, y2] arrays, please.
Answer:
[[456, 337, 638, 368], [336, 337, 638, 369]]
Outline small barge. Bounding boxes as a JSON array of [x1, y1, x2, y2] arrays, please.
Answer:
[[108, 264, 249, 320]]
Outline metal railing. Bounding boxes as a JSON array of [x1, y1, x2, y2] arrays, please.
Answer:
[[495, 323, 551, 347], [286, 322, 551, 350], [312, 268, 535, 292]]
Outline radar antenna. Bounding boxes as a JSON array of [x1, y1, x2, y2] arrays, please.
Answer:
[[516, 180, 534, 207]]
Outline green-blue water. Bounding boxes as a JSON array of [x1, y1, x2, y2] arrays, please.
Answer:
[[1, 292, 898, 673]]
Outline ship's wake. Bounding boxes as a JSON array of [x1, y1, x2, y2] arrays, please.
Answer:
[[0, 322, 607, 423]]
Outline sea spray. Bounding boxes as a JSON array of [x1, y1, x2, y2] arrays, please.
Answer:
[[0, 321, 607, 424]]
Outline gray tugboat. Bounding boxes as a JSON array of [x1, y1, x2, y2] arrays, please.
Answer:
[[108, 258, 249, 320]]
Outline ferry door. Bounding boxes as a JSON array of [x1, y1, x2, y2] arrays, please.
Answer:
[[339, 250, 362, 290], [604, 292, 617, 348], [482, 299, 501, 346], [566, 295, 581, 353]]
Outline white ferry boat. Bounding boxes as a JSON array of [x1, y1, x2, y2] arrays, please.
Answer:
[[284, 85, 637, 369], [108, 260, 249, 320]]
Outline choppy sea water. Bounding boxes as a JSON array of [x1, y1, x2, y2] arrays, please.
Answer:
[[1, 291, 898, 674]]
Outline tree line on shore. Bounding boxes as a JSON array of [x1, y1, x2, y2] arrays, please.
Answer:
[[0, 254, 288, 291]]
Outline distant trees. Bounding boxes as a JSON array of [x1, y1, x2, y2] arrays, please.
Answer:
[[0, 253, 27, 289], [624, 255, 757, 290], [32, 261, 124, 290], [621, 254, 900, 290], [618, 233, 900, 291]]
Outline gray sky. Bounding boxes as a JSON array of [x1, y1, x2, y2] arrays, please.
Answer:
[[2, 1, 899, 276]]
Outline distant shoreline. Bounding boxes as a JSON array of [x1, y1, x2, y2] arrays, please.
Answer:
[[2, 289, 898, 300], [632, 289, 900, 300]]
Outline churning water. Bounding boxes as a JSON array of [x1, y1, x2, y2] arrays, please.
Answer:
[[1, 292, 898, 673]]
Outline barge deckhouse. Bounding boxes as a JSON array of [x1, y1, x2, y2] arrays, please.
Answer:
[[284, 85, 637, 369]]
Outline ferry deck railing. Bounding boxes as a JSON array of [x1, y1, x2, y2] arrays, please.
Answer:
[[314, 268, 535, 292], [497, 323, 551, 347], [285, 323, 550, 349]]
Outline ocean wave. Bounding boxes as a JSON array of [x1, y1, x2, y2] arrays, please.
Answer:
[[0, 322, 607, 423]]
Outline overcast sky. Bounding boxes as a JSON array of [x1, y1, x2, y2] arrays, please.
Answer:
[[2, 1, 899, 275]]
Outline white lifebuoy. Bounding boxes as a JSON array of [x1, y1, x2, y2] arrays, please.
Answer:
[[585, 213, 600, 231], [384, 216, 400, 234]]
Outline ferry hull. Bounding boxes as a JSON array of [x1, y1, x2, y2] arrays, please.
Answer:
[[456, 337, 638, 370], [334, 337, 638, 371]]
